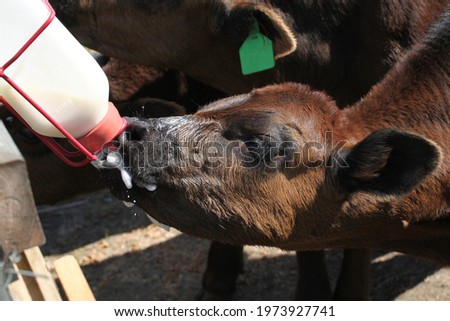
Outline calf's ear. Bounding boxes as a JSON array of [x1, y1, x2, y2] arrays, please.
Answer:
[[336, 129, 441, 195], [219, 3, 297, 59]]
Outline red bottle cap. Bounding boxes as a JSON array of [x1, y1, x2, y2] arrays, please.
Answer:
[[77, 102, 126, 153]]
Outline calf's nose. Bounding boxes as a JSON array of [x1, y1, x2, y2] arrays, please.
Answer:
[[119, 117, 150, 145]]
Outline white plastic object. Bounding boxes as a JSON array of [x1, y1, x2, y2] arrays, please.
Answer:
[[0, 0, 110, 139]]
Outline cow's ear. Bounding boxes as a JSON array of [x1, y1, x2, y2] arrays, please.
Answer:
[[219, 3, 297, 59], [335, 129, 441, 195]]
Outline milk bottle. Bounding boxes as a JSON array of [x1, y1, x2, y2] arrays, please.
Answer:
[[0, 0, 124, 156]]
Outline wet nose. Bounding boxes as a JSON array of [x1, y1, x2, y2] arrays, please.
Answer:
[[119, 117, 149, 145]]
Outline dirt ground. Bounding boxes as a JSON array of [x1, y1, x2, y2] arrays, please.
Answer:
[[38, 189, 450, 301]]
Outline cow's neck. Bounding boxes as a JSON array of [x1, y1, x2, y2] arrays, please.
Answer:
[[322, 34, 450, 263], [333, 36, 450, 144]]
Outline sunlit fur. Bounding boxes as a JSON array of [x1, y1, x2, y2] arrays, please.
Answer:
[[113, 10, 449, 264]]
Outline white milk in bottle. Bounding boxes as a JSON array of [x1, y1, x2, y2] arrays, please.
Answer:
[[0, 0, 123, 153]]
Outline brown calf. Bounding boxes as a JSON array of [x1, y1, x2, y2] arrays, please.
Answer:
[[105, 9, 450, 271], [51, 0, 449, 300]]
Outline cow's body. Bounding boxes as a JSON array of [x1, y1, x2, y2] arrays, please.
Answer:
[[51, 0, 447, 106], [106, 9, 450, 265]]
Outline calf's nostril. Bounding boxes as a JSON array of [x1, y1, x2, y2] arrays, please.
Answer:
[[122, 123, 148, 143]]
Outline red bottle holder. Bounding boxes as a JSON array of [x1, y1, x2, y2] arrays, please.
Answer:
[[0, 0, 126, 167]]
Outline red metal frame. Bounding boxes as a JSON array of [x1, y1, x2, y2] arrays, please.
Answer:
[[0, 0, 108, 166]]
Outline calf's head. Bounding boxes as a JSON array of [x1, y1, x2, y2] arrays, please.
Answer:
[[104, 83, 441, 249]]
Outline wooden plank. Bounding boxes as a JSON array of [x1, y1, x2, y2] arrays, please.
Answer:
[[15, 250, 45, 300], [0, 121, 45, 252], [54, 255, 95, 301], [7, 268, 33, 301], [17, 247, 62, 301]]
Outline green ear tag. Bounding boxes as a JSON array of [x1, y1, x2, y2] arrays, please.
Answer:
[[239, 18, 275, 75]]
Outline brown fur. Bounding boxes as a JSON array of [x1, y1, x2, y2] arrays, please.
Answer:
[[111, 9, 450, 264], [51, 0, 448, 106], [104, 58, 167, 102], [45, 0, 450, 299]]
